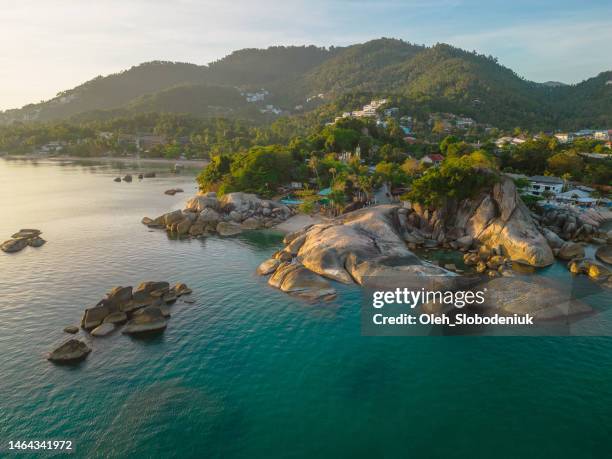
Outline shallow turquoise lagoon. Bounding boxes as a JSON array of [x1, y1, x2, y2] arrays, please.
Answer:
[[1, 159, 611, 458]]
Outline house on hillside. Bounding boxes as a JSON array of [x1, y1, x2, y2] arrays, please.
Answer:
[[593, 130, 611, 141], [554, 133, 574, 143], [420, 154, 444, 167], [526, 175, 564, 196]]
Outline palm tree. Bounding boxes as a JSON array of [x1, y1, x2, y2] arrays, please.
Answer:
[[308, 156, 321, 187]]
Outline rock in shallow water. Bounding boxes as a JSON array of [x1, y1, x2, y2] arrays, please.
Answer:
[[595, 245, 612, 265], [91, 323, 115, 337], [63, 325, 79, 334], [1, 238, 28, 253], [48, 339, 91, 363], [123, 306, 168, 335], [257, 258, 280, 275]]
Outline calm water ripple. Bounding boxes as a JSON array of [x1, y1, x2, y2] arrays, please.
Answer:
[[1, 159, 612, 458]]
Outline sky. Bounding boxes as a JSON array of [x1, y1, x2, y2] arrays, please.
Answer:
[[1, 0, 611, 110]]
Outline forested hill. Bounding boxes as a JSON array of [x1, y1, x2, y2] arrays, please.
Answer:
[[1, 38, 610, 130]]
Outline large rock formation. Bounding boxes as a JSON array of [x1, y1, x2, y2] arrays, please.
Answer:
[[408, 176, 554, 267], [258, 205, 457, 298], [143, 192, 294, 238]]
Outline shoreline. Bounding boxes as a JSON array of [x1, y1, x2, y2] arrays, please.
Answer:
[[1, 154, 209, 168]]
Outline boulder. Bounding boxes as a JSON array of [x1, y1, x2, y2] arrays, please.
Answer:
[[106, 286, 133, 309], [188, 222, 206, 236], [173, 283, 192, 296], [595, 245, 612, 265], [541, 228, 565, 249], [103, 311, 128, 325], [558, 242, 585, 261], [81, 305, 110, 330], [1, 238, 28, 253], [257, 258, 280, 275], [216, 222, 243, 236], [220, 192, 263, 214], [63, 325, 79, 334], [123, 306, 168, 335], [133, 281, 169, 303], [412, 176, 554, 267], [122, 174, 132, 182], [11, 229, 41, 239], [229, 211, 242, 222], [163, 210, 184, 226], [241, 217, 261, 230], [114, 177, 121, 182], [176, 218, 192, 235], [185, 195, 219, 212], [277, 263, 336, 300], [91, 323, 115, 337], [142, 217, 154, 225], [47, 339, 91, 363], [455, 235, 474, 250], [198, 208, 221, 223]]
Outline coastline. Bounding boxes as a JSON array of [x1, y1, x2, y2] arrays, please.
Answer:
[[2, 154, 209, 169]]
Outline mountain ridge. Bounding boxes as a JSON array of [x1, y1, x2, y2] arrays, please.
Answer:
[[1, 38, 610, 130]]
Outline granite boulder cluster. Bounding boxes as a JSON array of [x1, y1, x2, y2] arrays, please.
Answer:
[[47, 281, 192, 364], [1, 229, 46, 253], [142, 191, 294, 237]]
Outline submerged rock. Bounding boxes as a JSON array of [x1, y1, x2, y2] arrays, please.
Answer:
[[216, 221, 242, 236], [63, 325, 79, 334], [48, 339, 91, 363]]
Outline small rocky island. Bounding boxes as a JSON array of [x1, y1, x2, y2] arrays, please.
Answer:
[[142, 191, 294, 237], [48, 281, 192, 364], [1, 229, 46, 253]]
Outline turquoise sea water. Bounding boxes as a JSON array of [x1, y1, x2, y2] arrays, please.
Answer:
[[1, 159, 612, 458]]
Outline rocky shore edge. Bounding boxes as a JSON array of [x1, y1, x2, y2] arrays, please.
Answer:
[[142, 191, 294, 237]]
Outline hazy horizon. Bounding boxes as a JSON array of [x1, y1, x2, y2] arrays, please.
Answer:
[[2, 0, 611, 111]]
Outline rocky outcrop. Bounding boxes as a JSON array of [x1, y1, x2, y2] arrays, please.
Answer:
[[143, 192, 294, 238], [408, 176, 554, 267], [47, 339, 91, 363], [269, 262, 337, 300], [2, 229, 45, 253], [558, 242, 585, 261], [258, 205, 456, 298], [257, 258, 280, 275], [79, 281, 189, 333], [596, 245, 612, 265], [123, 306, 168, 335], [540, 207, 612, 242]]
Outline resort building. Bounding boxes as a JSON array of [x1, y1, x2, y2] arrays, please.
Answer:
[[420, 154, 444, 167], [526, 175, 564, 196]]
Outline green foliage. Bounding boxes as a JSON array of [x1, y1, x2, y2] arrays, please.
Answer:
[[408, 153, 499, 206]]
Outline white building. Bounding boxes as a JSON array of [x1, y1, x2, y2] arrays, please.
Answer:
[[526, 176, 564, 196], [554, 133, 574, 144]]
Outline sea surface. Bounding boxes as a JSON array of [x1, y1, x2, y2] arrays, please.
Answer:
[[1, 158, 612, 458]]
